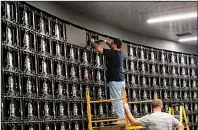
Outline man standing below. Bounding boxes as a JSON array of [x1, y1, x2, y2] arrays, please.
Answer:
[[123, 99, 184, 130], [90, 38, 125, 124]]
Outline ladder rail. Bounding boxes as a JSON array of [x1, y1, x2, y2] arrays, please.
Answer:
[[123, 90, 130, 130], [86, 91, 93, 130], [182, 106, 189, 130], [179, 106, 183, 123]]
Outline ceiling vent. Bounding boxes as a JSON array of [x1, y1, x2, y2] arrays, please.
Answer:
[[175, 32, 192, 37]]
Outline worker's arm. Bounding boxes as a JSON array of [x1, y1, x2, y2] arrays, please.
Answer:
[[123, 103, 142, 126], [90, 38, 103, 54]]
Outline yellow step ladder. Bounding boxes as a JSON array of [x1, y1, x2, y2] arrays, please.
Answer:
[[168, 104, 189, 130], [86, 90, 157, 130], [86, 90, 130, 130]]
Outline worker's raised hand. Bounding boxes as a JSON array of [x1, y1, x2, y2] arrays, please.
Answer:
[[97, 39, 105, 44], [90, 38, 95, 43]]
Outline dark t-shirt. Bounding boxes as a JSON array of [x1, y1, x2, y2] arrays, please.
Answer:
[[103, 49, 124, 82]]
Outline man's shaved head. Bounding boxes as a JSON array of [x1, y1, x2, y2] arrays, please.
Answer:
[[152, 99, 163, 108]]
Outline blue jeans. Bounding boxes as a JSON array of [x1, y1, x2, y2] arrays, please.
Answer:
[[108, 81, 125, 118]]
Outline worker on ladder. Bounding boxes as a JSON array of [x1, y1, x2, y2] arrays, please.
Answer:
[[123, 99, 184, 130], [90, 37, 126, 125]]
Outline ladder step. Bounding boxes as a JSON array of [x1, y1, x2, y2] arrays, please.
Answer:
[[128, 100, 153, 104], [92, 118, 125, 123], [90, 98, 123, 103]]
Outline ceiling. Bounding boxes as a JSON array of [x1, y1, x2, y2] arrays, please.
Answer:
[[59, 2, 197, 45]]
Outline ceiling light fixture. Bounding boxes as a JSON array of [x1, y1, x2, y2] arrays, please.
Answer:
[[179, 37, 197, 42], [147, 12, 197, 23]]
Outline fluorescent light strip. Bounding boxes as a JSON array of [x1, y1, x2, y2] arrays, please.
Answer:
[[179, 37, 197, 42], [147, 12, 197, 23]]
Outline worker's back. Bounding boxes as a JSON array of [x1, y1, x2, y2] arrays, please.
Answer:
[[138, 112, 180, 130], [103, 49, 124, 82]]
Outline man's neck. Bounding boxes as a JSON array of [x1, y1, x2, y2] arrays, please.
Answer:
[[153, 108, 162, 113]]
